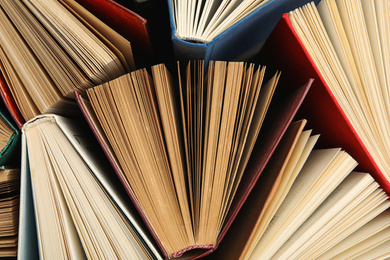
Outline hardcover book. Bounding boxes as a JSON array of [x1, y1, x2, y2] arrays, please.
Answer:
[[257, 1, 390, 195], [212, 119, 390, 259], [18, 114, 162, 259], [76, 60, 313, 258], [0, 0, 135, 122], [168, 0, 320, 65]]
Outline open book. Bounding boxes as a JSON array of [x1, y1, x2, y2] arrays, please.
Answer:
[[286, 0, 390, 184], [18, 114, 162, 259], [75, 0, 174, 68], [171, 0, 275, 43], [291, 0, 390, 185], [76, 60, 314, 258], [168, 0, 320, 64], [0, 0, 135, 122], [213, 119, 390, 259], [257, 0, 390, 195]]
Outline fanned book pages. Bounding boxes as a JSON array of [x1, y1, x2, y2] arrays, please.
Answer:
[[79, 59, 315, 259], [85, 60, 280, 258], [0, 0, 135, 122], [73, 0, 154, 60], [0, 117, 15, 152], [287, 1, 390, 183], [171, 0, 273, 43], [19, 114, 162, 260], [167, 0, 321, 65], [213, 119, 390, 260], [74, 0, 174, 68], [256, 0, 390, 196]]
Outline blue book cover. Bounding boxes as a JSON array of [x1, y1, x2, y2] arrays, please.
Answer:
[[168, 0, 320, 65]]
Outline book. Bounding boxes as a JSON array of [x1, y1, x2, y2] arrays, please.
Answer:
[[75, 60, 313, 258], [0, 106, 20, 166], [122, 0, 174, 68], [0, 167, 20, 258], [74, 0, 169, 68], [168, 0, 321, 65], [256, 1, 390, 195], [18, 114, 162, 259], [211, 119, 390, 259], [76, 0, 174, 68], [316, 212, 390, 259], [0, 88, 21, 166], [0, 0, 135, 122]]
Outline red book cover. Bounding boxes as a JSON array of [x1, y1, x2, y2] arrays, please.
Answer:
[[0, 69, 24, 129], [257, 13, 390, 195], [74, 76, 312, 259]]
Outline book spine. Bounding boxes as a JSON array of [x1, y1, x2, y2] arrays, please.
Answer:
[[171, 37, 210, 62]]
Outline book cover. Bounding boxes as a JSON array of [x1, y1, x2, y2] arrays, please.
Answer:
[[0, 68, 24, 129], [17, 133, 39, 260], [110, 0, 175, 69]]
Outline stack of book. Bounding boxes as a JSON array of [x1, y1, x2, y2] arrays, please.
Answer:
[[0, 0, 387, 259], [0, 168, 20, 258]]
